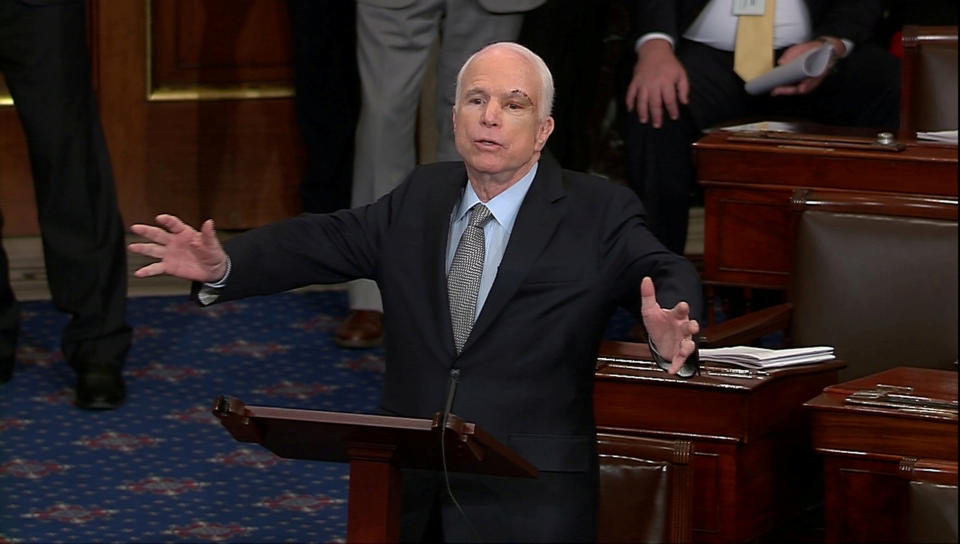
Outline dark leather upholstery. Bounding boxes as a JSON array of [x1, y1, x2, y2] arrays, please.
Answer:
[[597, 433, 693, 543], [907, 480, 959, 543], [791, 208, 958, 382], [701, 191, 959, 382]]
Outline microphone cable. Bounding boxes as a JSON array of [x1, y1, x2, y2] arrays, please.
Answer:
[[440, 368, 482, 542]]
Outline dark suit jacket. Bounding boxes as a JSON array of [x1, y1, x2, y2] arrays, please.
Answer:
[[207, 155, 702, 540], [635, 0, 887, 46]]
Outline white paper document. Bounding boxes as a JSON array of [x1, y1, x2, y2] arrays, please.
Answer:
[[916, 130, 958, 144], [744, 43, 834, 95], [699, 345, 835, 369]]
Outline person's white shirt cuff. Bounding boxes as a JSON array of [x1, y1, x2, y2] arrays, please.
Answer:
[[198, 256, 231, 305], [636, 32, 675, 52]]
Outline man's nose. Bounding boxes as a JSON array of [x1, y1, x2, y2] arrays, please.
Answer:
[[480, 102, 501, 127]]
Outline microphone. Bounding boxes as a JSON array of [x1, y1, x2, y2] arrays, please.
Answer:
[[442, 368, 461, 428]]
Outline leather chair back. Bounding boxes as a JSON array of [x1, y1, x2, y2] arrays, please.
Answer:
[[907, 480, 959, 543], [899, 25, 958, 140], [789, 191, 958, 382], [597, 433, 693, 543], [905, 459, 959, 543]]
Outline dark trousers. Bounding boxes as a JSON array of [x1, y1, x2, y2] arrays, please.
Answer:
[[286, 0, 360, 214], [0, 0, 130, 372], [519, 0, 611, 172], [622, 39, 901, 254]]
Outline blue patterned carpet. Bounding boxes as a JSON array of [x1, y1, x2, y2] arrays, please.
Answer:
[[0, 289, 636, 543]]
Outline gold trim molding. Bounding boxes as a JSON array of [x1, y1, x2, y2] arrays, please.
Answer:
[[145, 0, 293, 102], [147, 84, 293, 102], [1, 77, 11, 106]]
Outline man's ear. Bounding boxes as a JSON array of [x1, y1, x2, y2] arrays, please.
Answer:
[[534, 116, 555, 151]]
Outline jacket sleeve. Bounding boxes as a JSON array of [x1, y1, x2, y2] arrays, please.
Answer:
[[810, 0, 887, 45], [634, 0, 683, 42]]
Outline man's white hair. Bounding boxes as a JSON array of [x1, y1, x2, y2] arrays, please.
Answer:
[[455, 42, 555, 122]]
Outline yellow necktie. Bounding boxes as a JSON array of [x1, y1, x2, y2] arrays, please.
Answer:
[[733, 0, 775, 81]]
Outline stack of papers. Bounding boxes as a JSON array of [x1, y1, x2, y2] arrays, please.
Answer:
[[699, 346, 835, 369], [917, 130, 958, 144]]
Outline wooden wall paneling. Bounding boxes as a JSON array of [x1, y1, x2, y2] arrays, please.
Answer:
[[140, 0, 302, 229], [4, 0, 304, 236]]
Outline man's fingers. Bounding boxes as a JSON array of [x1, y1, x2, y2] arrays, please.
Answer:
[[133, 262, 167, 278], [127, 242, 165, 259], [199, 219, 218, 248], [637, 87, 650, 123], [625, 81, 639, 113], [677, 76, 690, 105], [649, 88, 664, 128], [156, 214, 187, 234]]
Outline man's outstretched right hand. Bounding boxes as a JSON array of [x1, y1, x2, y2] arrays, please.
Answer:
[[128, 214, 228, 283]]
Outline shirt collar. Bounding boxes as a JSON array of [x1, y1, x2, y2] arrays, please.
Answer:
[[455, 162, 539, 230]]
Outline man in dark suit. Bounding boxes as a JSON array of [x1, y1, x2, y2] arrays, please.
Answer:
[[0, 0, 131, 409], [129, 42, 702, 542], [622, 0, 901, 254]]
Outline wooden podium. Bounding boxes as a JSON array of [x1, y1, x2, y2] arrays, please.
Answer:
[[804, 367, 958, 543], [594, 341, 844, 542], [212, 396, 537, 543]]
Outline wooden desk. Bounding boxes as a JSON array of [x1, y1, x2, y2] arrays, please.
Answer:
[[594, 341, 844, 543], [693, 126, 958, 290], [804, 367, 959, 543]]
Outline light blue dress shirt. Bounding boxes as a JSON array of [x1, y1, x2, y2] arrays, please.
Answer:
[[445, 162, 538, 321]]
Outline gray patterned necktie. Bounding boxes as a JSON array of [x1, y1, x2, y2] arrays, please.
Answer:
[[448, 204, 493, 354]]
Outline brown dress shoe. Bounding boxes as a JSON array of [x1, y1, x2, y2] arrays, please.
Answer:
[[334, 310, 383, 348]]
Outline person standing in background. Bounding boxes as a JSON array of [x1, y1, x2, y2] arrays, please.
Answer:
[[518, 0, 613, 173], [335, 0, 546, 349], [0, 0, 131, 409], [285, 0, 360, 214]]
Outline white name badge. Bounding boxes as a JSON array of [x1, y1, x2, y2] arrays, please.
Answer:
[[733, 0, 766, 16]]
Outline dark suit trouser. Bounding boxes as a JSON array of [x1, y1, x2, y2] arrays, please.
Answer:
[[286, 0, 359, 214], [0, 0, 131, 372], [519, 0, 611, 172], [622, 39, 901, 254]]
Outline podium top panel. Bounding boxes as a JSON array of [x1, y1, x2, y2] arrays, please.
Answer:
[[212, 397, 538, 479]]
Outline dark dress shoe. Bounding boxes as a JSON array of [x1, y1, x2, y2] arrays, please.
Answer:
[[334, 310, 384, 349], [75, 364, 126, 410]]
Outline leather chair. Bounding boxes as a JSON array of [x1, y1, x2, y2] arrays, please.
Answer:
[[905, 459, 959, 543], [597, 433, 693, 543], [703, 189, 958, 382], [899, 25, 958, 141]]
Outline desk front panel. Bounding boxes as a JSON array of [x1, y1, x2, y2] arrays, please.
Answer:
[[594, 356, 842, 542]]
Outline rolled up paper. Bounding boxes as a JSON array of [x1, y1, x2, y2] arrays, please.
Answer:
[[744, 43, 834, 95]]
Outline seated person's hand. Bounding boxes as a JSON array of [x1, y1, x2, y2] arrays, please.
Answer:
[[770, 38, 844, 96], [128, 214, 228, 283], [625, 39, 689, 128]]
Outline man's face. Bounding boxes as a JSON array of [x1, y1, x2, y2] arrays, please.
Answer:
[[453, 48, 554, 185]]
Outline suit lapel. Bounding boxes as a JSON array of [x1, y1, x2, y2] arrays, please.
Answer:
[[423, 165, 468, 356], [465, 156, 566, 350]]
